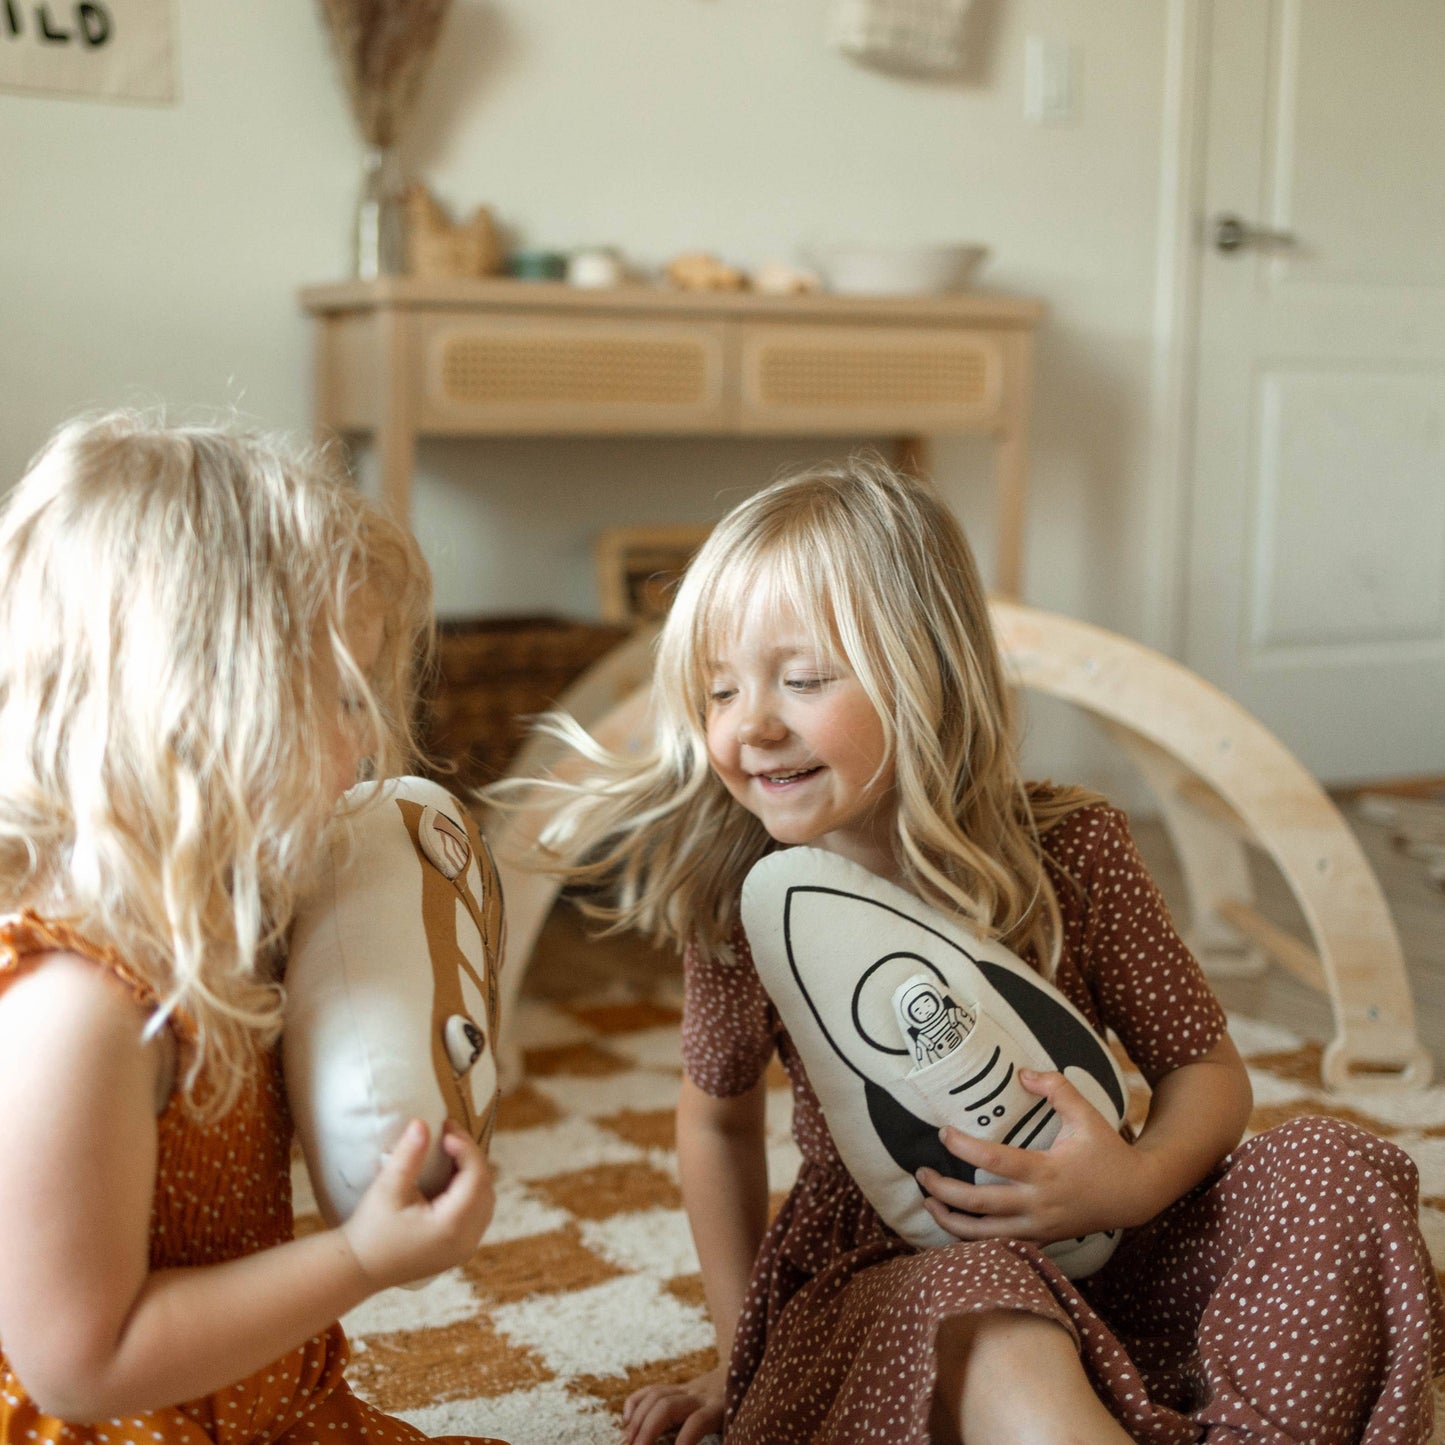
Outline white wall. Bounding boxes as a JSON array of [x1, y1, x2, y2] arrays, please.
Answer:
[[0, 0, 1175, 797]]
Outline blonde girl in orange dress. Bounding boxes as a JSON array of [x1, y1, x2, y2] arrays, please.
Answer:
[[0, 415, 505, 1443], [499, 456, 1444, 1445]]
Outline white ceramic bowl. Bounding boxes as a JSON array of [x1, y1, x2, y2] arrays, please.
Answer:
[[813, 243, 988, 296]]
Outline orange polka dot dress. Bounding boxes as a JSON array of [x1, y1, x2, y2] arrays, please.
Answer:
[[682, 806, 1445, 1443], [0, 914, 507, 1445]]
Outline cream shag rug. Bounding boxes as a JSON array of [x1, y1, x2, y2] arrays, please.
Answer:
[[292, 987, 1445, 1443]]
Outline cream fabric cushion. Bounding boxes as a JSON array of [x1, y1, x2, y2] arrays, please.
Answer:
[[741, 846, 1126, 1278], [285, 777, 504, 1227]]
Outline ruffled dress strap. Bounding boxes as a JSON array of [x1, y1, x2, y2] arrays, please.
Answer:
[[0, 908, 195, 1041]]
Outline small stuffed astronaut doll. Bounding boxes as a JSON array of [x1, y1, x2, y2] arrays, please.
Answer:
[[893, 975, 976, 1068]]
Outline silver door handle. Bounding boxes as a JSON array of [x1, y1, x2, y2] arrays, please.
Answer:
[[1213, 213, 1297, 253]]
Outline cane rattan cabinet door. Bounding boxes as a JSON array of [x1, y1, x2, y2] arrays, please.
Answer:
[[736, 322, 1004, 434], [417, 314, 731, 434]]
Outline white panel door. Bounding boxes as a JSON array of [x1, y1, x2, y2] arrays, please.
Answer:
[[1185, 0, 1445, 783]]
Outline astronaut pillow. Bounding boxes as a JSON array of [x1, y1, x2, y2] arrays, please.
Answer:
[[285, 776, 504, 1229], [740, 847, 1127, 1278]]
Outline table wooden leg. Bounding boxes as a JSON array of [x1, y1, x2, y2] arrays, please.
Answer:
[[894, 435, 931, 479], [310, 316, 341, 451], [377, 307, 417, 522], [994, 425, 1028, 601], [993, 327, 1035, 601]]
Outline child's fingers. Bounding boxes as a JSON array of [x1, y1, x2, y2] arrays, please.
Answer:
[[435, 1124, 489, 1199], [622, 1384, 678, 1440], [453, 1159, 496, 1224], [1019, 1067, 1091, 1119], [916, 1168, 1025, 1219], [622, 1381, 674, 1426], [1017, 1066, 1060, 1095], [936, 1125, 1038, 1182], [378, 1119, 431, 1197], [428, 1133, 495, 1244], [629, 1391, 696, 1445], [1018, 1070, 1117, 1148], [625, 1370, 724, 1444], [921, 1192, 1034, 1240], [677, 1409, 726, 1445], [439, 1118, 484, 1166]]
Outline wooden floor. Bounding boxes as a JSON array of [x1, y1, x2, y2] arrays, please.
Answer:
[[527, 793, 1445, 1079]]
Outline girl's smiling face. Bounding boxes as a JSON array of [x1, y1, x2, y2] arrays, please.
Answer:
[[704, 593, 899, 880]]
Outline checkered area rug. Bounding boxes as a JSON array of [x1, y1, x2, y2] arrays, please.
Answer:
[[292, 989, 1445, 1442]]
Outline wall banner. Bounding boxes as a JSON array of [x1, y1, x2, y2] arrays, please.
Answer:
[[0, 0, 175, 103]]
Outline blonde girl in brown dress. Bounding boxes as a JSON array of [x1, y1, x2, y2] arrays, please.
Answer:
[[0, 415, 505, 1443], [507, 454, 1445, 1445]]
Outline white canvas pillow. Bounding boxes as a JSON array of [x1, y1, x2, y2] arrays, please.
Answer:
[[740, 846, 1127, 1278], [284, 776, 504, 1227]]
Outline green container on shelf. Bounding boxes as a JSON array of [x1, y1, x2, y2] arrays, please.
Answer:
[[508, 250, 568, 281]]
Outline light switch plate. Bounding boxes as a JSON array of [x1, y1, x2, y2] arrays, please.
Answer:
[[1025, 36, 1078, 124]]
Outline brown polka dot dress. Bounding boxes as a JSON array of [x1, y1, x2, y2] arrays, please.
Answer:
[[0, 913, 508, 1445], [682, 807, 1445, 1443]]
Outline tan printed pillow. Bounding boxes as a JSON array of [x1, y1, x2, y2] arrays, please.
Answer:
[[284, 777, 504, 1226]]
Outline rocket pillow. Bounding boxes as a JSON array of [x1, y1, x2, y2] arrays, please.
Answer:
[[740, 847, 1127, 1278], [284, 776, 504, 1227]]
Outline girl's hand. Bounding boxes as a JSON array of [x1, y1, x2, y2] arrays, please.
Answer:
[[621, 1363, 726, 1445], [340, 1119, 495, 1291], [916, 1069, 1163, 1245]]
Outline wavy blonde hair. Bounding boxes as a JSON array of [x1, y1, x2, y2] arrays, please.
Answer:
[[503, 455, 1101, 975], [0, 412, 432, 1117]]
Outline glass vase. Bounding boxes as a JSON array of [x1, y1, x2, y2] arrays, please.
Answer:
[[353, 146, 407, 279]]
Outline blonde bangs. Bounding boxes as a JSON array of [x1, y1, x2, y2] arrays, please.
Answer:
[[673, 513, 886, 747]]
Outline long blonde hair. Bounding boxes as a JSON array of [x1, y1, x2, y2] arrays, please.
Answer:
[[506, 455, 1100, 974], [0, 412, 432, 1116]]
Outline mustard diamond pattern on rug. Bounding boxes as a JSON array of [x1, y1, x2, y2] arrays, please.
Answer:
[[284, 987, 1445, 1443]]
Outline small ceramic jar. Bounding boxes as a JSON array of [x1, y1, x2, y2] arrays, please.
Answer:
[[567, 247, 625, 288]]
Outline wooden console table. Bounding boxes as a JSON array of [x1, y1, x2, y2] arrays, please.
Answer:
[[299, 278, 1044, 595]]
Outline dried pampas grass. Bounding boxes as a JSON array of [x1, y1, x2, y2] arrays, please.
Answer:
[[317, 0, 452, 149]]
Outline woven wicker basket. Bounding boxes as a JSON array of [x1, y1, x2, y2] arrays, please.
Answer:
[[421, 615, 633, 792]]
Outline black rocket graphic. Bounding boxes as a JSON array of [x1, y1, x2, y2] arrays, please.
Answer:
[[742, 847, 1129, 1277]]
